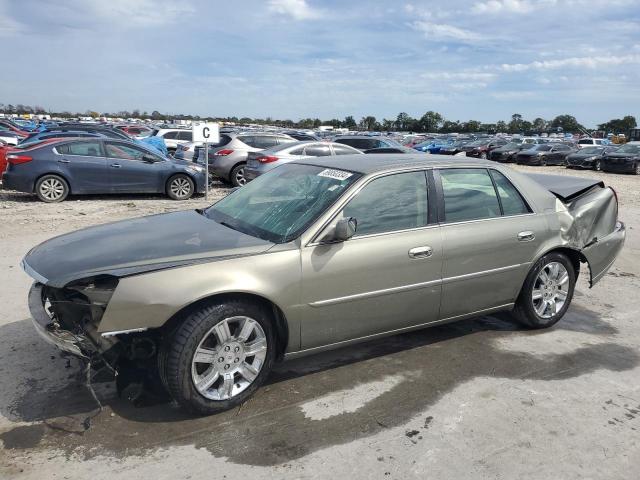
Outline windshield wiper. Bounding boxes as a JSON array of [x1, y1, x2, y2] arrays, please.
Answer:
[[219, 221, 240, 232]]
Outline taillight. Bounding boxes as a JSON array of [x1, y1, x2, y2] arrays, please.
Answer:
[[7, 154, 32, 164], [215, 149, 234, 156], [256, 155, 278, 163]]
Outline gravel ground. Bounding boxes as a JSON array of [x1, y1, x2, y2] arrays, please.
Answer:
[[0, 165, 639, 480]]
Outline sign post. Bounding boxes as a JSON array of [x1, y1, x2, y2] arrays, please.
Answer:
[[192, 122, 220, 200]]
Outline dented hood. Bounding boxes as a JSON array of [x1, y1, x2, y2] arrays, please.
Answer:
[[22, 210, 274, 287]]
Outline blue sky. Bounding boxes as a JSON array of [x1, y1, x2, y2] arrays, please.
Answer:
[[1, 0, 639, 127]]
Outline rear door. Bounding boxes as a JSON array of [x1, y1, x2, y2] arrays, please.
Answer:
[[435, 167, 546, 318], [104, 141, 165, 193], [54, 141, 108, 193]]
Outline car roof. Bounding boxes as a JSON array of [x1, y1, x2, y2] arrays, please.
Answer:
[[295, 153, 496, 174]]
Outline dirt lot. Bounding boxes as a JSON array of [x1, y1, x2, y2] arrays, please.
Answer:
[[1, 165, 639, 479]]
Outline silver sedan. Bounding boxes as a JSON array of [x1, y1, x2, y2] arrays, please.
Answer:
[[244, 141, 362, 181]]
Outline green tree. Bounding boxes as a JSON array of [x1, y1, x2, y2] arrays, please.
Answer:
[[508, 113, 523, 133], [598, 115, 636, 134], [360, 115, 378, 131], [496, 120, 507, 132], [532, 117, 547, 133], [395, 112, 413, 131], [418, 111, 443, 133], [343, 115, 357, 129], [550, 115, 583, 133]]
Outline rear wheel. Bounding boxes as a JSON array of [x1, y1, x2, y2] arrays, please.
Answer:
[[35, 174, 69, 203], [230, 163, 247, 187], [594, 159, 601, 171], [167, 174, 194, 200], [163, 300, 275, 415], [512, 252, 576, 329]]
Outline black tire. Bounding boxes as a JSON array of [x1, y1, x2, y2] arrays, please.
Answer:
[[163, 299, 276, 415], [635, 162, 640, 175], [35, 174, 69, 203], [594, 159, 601, 171], [167, 174, 194, 200], [539, 156, 547, 166], [512, 252, 576, 329], [229, 163, 247, 187], [480, 152, 487, 159]]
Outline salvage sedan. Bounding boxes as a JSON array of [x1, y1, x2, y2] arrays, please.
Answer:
[[566, 146, 617, 171], [600, 143, 640, 174], [22, 155, 625, 415], [2, 138, 206, 202]]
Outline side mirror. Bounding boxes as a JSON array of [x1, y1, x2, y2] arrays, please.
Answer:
[[334, 217, 357, 242]]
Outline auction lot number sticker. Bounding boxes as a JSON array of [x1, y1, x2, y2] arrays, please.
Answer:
[[318, 169, 353, 180]]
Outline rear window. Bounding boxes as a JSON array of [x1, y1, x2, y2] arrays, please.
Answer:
[[335, 138, 378, 150], [578, 139, 594, 145], [56, 142, 102, 156]]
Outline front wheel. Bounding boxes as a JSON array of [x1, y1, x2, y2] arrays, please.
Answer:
[[635, 162, 640, 175], [594, 159, 601, 171], [480, 152, 487, 159], [163, 300, 275, 415], [511, 252, 576, 329], [539, 156, 547, 166], [167, 174, 194, 200]]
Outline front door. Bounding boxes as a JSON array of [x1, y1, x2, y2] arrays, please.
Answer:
[[300, 170, 443, 350], [54, 141, 108, 193], [104, 141, 164, 193], [436, 167, 545, 319]]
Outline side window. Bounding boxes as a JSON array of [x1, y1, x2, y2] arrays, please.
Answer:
[[178, 131, 193, 141], [440, 168, 501, 222], [163, 131, 178, 139], [332, 144, 358, 155], [342, 171, 428, 236], [304, 144, 331, 157], [251, 136, 279, 149], [105, 142, 149, 161], [59, 142, 102, 157], [289, 147, 305, 155], [277, 136, 296, 145], [489, 170, 531, 216]]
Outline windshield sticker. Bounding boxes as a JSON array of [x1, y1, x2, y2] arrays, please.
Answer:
[[318, 169, 353, 180]]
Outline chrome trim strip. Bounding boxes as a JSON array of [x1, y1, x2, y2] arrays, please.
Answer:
[[442, 263, 528, 284], [309, 263, 526, 307], [21, 259, 49, 285], [100, 327, 149, 337], [309, 278, 442, 307], [286, 303, 515, 359]]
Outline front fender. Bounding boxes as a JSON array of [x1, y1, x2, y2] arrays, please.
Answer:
[[98, 248, 303, 349]]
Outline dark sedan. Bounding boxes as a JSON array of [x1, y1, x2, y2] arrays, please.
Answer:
[[516, 144, 574, 166], [2, 138, 206, 202], [566, 146, 618, 171], [363, 146, 418, 154], [462, 138, 508, 159], [438, 139, 472, 155], [489, 142, 525, 163], [601, 143, 640, 174]]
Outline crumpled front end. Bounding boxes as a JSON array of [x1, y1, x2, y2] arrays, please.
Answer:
[[27, 276, 121, 361]]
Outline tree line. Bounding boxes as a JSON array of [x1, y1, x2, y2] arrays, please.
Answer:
[[0, 103, 635, 135]]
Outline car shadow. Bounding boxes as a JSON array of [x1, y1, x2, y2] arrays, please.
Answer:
[[0, 304, 636, 466]]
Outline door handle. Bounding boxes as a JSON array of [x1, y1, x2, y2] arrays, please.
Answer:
[[517, 231, 535, 242], [110, 163, 122, 168], [57, 159, 70, 164], [408, 246, 433, 259]]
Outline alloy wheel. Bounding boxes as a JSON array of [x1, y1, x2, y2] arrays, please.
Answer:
[[39, 178, 65, 201], [170, 177, 192, 199], [191, 316, 267, 401], [595, 160, 601, 171], [234, 167, 247, 186], [531, 261, 569, 319]]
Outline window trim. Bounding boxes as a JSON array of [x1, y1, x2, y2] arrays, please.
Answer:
[[54, 140, 105, 157], [307, 167, 433, 246], [434, 167, 535, 226]]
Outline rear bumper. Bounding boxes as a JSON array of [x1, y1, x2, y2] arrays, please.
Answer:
[[1, 172, 33, 193], [584, 221, 626, 286], [28, 282, 95, 358]]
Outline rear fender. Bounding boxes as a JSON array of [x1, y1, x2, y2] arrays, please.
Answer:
[[556, 187, 625, 286]]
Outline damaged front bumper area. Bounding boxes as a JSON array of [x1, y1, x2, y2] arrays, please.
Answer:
[[27, 279, 120, 361]]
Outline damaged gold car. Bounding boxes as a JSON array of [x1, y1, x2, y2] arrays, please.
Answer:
[[22, 155, 625, 414]]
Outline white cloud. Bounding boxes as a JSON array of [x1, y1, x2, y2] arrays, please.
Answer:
[[0, 0, 22, 37], [500, 54, 640, 71], [411, 21, 485, 42], [472, 0, 536, 14], [85, 0, 195, 28], [421, 72, 497, 81], [268, 0, 322, 20]]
